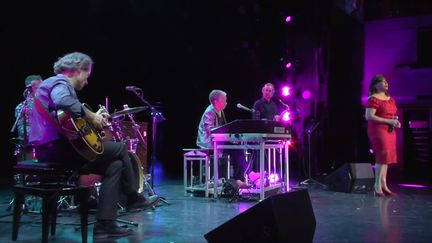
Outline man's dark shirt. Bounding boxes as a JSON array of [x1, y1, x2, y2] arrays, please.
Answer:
[[253, 98, 279, 120]]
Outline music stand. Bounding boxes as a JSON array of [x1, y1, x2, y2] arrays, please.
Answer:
[[127, 88, 170, 205], [300, 120, 326, 187]]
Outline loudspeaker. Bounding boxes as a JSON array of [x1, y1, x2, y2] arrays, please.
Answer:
[[324, 163, 374, 193], [204, 189, 316, 243]]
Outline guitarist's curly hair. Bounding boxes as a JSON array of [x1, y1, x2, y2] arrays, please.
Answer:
[[54, 52, 94, 74]]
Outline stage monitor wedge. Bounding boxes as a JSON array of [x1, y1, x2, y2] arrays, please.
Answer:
[[324, 163, 374, 193], [204, 189, 316, 243]]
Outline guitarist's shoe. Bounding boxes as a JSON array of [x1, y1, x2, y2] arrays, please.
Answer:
[[126, 194, 159, 211]]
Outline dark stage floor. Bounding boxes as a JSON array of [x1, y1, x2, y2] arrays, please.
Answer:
[[0, 177, 431, 243]]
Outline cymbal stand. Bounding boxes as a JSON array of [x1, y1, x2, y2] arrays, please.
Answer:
[[126, 112, 147, 150], [126, 88, 169, 206]]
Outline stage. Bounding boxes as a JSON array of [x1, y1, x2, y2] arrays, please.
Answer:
[[0, 176, 431, 243]]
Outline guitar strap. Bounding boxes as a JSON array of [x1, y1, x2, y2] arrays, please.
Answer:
[[33, 97, 63, 132], [33, 96, 79, 141]]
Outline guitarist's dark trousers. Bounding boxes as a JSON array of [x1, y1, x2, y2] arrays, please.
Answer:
[[35, 138, 139, 220]]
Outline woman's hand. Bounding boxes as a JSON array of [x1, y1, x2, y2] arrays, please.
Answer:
[[389, 118, 401, 128], [394, 120, 401, 128]]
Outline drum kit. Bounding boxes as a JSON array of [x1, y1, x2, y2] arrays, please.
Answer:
[[102, 105, 147, 154]]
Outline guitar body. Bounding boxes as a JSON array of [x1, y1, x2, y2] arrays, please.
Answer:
[[57, 109, 104, 162]]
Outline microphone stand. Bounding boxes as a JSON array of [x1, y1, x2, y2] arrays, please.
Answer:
[[300, 120, 327, 188], [128, 88, 170, 205]]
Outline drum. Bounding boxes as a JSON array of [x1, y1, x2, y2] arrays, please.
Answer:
[[78, 152, 144, 204], [102, 120, 124, 142], [129, 152, 144, 193], [15, 147, 37, 161], [78, 173, 102, 207], [13, 144, 37, 162]]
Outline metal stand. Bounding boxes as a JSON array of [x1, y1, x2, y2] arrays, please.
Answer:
[[126, 87, 170, 206], [300, 121, 326, 187]]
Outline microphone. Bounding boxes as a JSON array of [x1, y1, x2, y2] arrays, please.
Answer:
[[236, 103, 253, 112], [23, 86, 32, 97], [278, 99, 290, 109], [388, 115, 399, 132], [125, 86, 141, 91]]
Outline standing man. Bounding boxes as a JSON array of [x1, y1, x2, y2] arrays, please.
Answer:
[[29, 52, 158, 239], [253, 83, 281, 121]]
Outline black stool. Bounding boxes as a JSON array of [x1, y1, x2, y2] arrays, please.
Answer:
[[11, 161, 90, 243]]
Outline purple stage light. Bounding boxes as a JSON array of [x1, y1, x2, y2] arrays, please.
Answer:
[[281, 140, 292, 146], [398, 184, 429, 189], [281, 110, 291, 122], [269, 173, 280, 184], [302, 90, 312, 100], [285, 16, 292, 23], [285, 62, 292, 69], [281, 86, 291, 96]]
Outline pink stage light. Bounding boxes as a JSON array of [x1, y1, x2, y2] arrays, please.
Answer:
[[281, 110, 291, 122], [285, 62, 292, 69], [281, 86, 290, 96], [398, 184, 429, 189], [302, 90, 312, 100], [285, 16, 292, 23], [269, 173, 280, 184], [369, 149, 374, 154]]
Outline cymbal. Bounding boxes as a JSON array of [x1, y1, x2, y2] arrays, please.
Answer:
[[110, 106, 147, 118]]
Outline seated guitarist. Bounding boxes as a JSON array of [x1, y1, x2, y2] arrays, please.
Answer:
[[29, 52, 159, 239]]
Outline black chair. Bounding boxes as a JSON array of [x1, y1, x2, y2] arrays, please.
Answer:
[[11, 160, 90, 243]]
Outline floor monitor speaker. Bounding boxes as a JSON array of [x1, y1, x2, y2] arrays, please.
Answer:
[[324, 163, 374, 193], [204, 189, 316, 243]]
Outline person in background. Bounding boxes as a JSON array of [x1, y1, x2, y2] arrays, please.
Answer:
[[249, 83, 283, 183], [13, 75, 43, 160], [253, 83, 281, 121], [14, 75, 43, 142], [365, 74, 400, 196]]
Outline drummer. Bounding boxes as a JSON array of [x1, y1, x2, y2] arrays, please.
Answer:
[[13, 75, 43, 160], [14, 75, 43, 143]]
